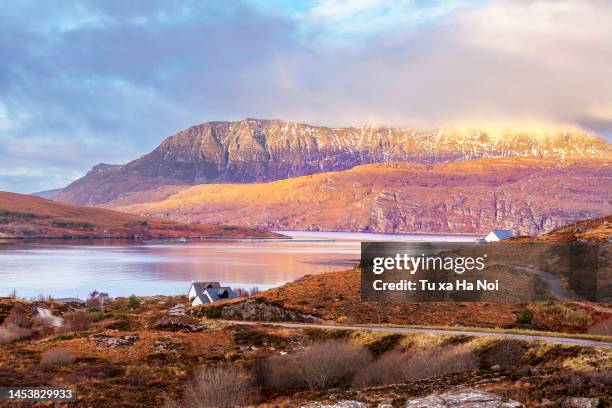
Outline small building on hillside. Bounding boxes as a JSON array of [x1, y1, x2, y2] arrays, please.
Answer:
[[188, 281, 237, 307], [484, 229, 514, 242]]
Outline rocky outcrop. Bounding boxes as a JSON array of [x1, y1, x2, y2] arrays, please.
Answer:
[[220, 299, 315, 322], [92, 334, 139, 348], [152, 316, 207, 332], [191, 298, 315, 322], [55, 118, 611, 205], [301, 401, 368, 408], [404, 390, 524, 407]]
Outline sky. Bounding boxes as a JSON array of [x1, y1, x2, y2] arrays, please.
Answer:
[[1, 0, 611, 193]]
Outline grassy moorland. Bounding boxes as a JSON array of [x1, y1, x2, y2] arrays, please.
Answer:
[[0, 191, 280, 239], [0, 295, 611, 407], [1, 216, 610, 406]]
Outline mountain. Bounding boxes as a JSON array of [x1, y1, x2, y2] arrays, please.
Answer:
[[0, 191, 279, 239], [55, 119, 611, 205], [117, 157, 612, 236]]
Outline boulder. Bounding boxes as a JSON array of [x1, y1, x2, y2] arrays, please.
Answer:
[[404, 390, 523, 407], [92, 334, 139, 348], [300, 401, 368, 408], [562, 398, 599, 408]]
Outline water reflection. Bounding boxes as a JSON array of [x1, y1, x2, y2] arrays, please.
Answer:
[[0, 231, 478, 298]]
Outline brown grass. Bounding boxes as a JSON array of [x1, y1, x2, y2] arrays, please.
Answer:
[[181, 365, 257, 407], [265, 340, 372, 392], [62, 310, 94, 332], [40, 348, 76, 366], [0, 191, 280, 239], [588, 319, 612, 336], [353, 345, 478, 387], [0, 324, 32, 345]]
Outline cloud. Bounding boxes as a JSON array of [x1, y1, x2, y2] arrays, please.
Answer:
[[0, 0, 610, 193]]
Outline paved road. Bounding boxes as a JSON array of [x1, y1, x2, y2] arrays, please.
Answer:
[[220, 320, 612, 348]]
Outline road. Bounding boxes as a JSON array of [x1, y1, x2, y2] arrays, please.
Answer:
[[220, 320, 612, 348]]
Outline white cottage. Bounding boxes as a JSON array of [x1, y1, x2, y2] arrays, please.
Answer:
[[484, 229, 514, 242], [188, 281, 237, 307]]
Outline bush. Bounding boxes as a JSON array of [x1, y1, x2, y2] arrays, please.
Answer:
[[233, 287, 261, 298], [0, 304, 32, 344], [515, 306, 534, 326], [353, 345, 478, 387], [3, 303, 28, 327], [124, 365, 156, 386], [182, 365, 257, 407], [127, 295, 140, 309], [62, 310, 94, 332], [267, 340, 372, 392], [86, 291, 109, 308], [479, 339, 528, 368], [0, 325, 32, 345], [587, 319, 612, 336], [41, 348, 76, 366]]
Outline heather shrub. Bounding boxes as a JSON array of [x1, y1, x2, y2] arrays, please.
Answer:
[[267, 340, 372, 392], [41, 348, 76, 366], [0, 304, 32, 344], [61, 310, 94, 332], [0, 324, 32, 345], [124, 365, 156, 386], [478, 339, 528, 368], [353, 345, 478, 387], [181, 365, 257, 407], [127, 295, 141, 309], [3, 303, 28, 327]]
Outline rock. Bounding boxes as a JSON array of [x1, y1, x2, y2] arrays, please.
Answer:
[[562, 397, 599, 408], [92, 334, 139, 348], [152, 316, 206, 332], [404, 390, 524, 407], [212, 298, 314, 322], [168, 304, 186, 316], [300, 401, 368, 408]]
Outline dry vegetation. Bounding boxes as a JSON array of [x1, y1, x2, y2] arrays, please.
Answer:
[[0, 191, 280, 239], [253, 268, 610, 334], [0, 296, 610, 407]]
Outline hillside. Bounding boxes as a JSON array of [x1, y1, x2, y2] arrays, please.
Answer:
[[119, 157, 612, 236], [0, 192, 279, 239], [54, 118, 611, 205]]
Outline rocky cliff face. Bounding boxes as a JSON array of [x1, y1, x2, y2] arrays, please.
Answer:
[[55, 119, 611, 205], [119, 158, 612, 236]]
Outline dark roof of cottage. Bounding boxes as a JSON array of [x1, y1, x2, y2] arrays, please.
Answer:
[[190, 284, 237, 304], [190, 281, 221, 293]]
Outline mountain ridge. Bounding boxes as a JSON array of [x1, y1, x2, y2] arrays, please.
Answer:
[[54, 118, 612, 205]]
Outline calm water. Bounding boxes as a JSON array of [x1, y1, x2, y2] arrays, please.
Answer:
[[0, 231, 478, 299]]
